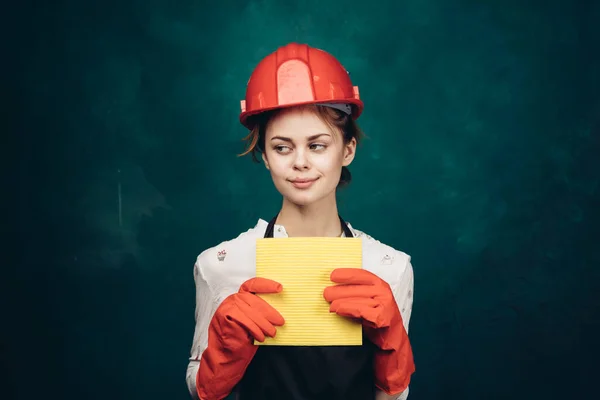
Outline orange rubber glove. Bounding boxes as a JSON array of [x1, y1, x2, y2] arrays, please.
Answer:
[[196, 277, 285, 400], [323, 268, 415, 395]]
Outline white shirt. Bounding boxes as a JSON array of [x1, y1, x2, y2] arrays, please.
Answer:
[[186, 219, 414, 399]]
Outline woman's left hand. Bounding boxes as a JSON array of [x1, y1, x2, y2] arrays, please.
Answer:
[[323, 268, 400, 340], [324, 268, 415, 396]]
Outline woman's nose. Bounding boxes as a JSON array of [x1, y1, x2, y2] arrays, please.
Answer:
[[293, 150, 310, 170]]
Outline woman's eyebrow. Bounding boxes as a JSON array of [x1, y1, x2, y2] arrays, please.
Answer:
[[270, 133, 331, 142]]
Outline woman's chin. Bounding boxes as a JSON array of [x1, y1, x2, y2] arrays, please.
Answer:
[[283, 193, 316, 207]]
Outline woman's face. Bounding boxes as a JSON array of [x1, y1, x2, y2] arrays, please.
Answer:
[[262, 107, 356, 207]]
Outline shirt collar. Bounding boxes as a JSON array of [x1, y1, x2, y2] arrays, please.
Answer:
[[256, 218, 354, 238]]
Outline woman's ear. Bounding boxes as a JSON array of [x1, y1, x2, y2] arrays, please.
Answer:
[[262, 152, 270, 170], [342, 137, 357, 167]]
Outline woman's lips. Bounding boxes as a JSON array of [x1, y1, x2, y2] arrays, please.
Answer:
[[290, 177, 318, 189]]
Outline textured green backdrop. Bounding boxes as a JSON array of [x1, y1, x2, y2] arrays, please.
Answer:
[[7, 0, 599, 399]]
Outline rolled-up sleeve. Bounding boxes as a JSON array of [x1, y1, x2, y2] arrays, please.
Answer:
[[186, 257, 215, 399]]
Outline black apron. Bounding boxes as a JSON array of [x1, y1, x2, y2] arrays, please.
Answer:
[[235, 215, 377, 400]]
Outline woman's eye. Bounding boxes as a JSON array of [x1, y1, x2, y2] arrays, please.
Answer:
[[275, 145, 291, 153], [310, 143, 326, 151]]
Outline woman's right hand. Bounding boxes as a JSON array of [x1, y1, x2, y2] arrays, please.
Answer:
[[217, 277, 285, 344], [196, 277, 284, 400]]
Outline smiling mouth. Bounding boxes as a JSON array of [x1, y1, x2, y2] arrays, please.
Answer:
[[291, 178, 318, 183], [289, 177, 319, 188]]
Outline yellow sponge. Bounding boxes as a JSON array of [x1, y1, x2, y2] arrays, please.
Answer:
[[254, 237, 363, 346]]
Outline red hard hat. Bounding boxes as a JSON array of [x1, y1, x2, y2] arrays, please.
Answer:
[[239, 43, 364, 129]]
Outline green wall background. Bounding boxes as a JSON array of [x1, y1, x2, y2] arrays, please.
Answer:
[[7, 0, 599, 399]]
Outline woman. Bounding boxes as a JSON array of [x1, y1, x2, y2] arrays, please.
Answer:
[[186, 43, 416, 400]]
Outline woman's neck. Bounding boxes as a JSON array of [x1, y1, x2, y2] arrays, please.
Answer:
[[275, 195, 343, 237]]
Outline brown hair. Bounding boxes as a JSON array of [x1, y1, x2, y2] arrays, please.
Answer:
[[238, 104, 365, 188]]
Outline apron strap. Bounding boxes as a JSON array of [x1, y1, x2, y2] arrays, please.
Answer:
[[264, 214, 354, 238]]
